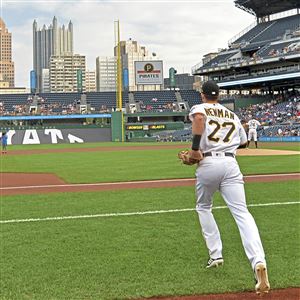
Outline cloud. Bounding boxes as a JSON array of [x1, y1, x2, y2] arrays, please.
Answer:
[[2, 0, 254, 87]]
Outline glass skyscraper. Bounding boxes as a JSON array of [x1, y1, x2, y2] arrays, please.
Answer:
[[33, 16, 73, 92]]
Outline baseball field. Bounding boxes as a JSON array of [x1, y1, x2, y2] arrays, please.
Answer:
[[0, 141, 299, 300]]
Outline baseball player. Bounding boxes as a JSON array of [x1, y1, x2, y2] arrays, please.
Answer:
[[187, 81, 270, 295], [247, 118, 261, 148], [1, 131, 8, 154]]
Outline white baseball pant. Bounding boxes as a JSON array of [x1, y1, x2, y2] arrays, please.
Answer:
[[248, 129, 258, 141], [195, 156, 266, 270]]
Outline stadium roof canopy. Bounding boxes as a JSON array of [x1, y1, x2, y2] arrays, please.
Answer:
[[234, 0, 300, 17]]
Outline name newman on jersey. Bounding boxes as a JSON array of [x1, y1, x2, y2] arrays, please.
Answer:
[[204, 108, 235, 120]]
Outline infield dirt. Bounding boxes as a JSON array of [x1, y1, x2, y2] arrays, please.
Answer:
[[145, 287, 300, 300]]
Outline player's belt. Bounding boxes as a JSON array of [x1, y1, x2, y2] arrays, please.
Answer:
[[203, 152, 235, 158]]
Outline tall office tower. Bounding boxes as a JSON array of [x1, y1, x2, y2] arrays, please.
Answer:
[[96, 56, 117, 92], [49, 54, 85, 93], [85, 70, 96, 92], [41, 69, 50, 92], [115, 39, 159, 91], [0, 18, 15, 87], [33, 16, 73, 92]]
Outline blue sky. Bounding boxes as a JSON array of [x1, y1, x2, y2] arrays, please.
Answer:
[[1, 0, 255, 87]]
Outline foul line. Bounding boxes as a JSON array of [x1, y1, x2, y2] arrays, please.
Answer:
[[1, 173, 299, 190], [0, 201, 299, 224]]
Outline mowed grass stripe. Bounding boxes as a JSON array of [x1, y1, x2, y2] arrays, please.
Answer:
[[1, 201, 299, 224], [8, 141, 190, 151], [1, 181, 299, 221], [7, 141, 300, 151], [1, 149, 300, 183]]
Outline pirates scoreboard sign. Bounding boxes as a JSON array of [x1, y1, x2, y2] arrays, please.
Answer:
[[135, 61, 163, 85]]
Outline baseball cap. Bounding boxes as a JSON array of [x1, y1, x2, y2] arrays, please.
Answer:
[[201, 80, 219, 97]]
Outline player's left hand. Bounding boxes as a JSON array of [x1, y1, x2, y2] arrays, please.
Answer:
[[178, 149, 203, 165]]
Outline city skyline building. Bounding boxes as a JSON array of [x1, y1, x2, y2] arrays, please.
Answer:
[[0, 18, 15, 87], [33, 16, 73, 92], [41, 68, 50, 93], [96, 56, 117, 92], [115, 39, 160, 91], [49, 54, 85, 93], [164, 73, 201, 90], [85, 70, 96, 92]]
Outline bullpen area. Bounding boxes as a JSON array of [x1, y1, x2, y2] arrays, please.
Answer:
[[0, 142, 299, 300]]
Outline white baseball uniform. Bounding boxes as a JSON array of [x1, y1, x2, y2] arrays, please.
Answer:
[[247, 119, 261, 142], [189, 103, 266, 270]]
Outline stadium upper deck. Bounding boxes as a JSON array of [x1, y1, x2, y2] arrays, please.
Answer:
[[193, 0, 300, 91], [234, 0, 299, 18]]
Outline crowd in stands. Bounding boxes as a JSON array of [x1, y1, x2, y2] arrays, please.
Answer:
[[268, 42, 300, 57], [237, 94, 300, 126], [236, 94, 300, 137], [156, 93, 300, 141], [39, 100, 77, 115], [0, 96, 79, 116], [1, 90, 300, 138], [139, 98, 175, 113], [259, 125, 300, 137]]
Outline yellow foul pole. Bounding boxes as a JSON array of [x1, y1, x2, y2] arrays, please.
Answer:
[[117, 20, 123, 110], [115, 20, 124, 141]]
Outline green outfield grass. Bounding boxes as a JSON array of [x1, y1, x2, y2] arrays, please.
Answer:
[[7, 142, 190, 151], [1, 149, 299, 183], [1, 181, 299, 299], [6, 141, 300, 151]]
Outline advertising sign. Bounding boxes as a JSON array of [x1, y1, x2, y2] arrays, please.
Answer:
[[126, 124, 166, 131], [135, 61, 163, 85], [2, 128, 111, 145]]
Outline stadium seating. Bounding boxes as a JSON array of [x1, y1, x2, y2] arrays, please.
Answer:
[[154, 128, 192, 142], [258, 124, 300, 137], [180, 90, 201, 107], [133, 91, 177, 112], [256, 40, 298, 57], [237, 95, 300, 126], [0, 90, 181, 115], [250, 15, 300, 44], [202, 51, 238, 68], [234, 15, 300, 46], [0, 94, 29, 112], [234, 22, 274, 44]]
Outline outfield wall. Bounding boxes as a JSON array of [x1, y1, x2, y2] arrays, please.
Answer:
[[3, 128, 112, 145], [260, 136, 300, 142]]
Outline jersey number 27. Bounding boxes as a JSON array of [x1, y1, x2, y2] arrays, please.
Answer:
[[207, 120, 236, 143]]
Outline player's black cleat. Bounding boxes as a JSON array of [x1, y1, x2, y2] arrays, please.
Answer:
[[206, 257, 224, 269]]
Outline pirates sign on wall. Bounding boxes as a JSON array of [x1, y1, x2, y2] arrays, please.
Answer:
[[135, 61, 163, 85]]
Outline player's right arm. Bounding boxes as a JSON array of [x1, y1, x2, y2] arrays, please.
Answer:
[[189, 105, 206, 160], [192, 113, 206, 136]]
